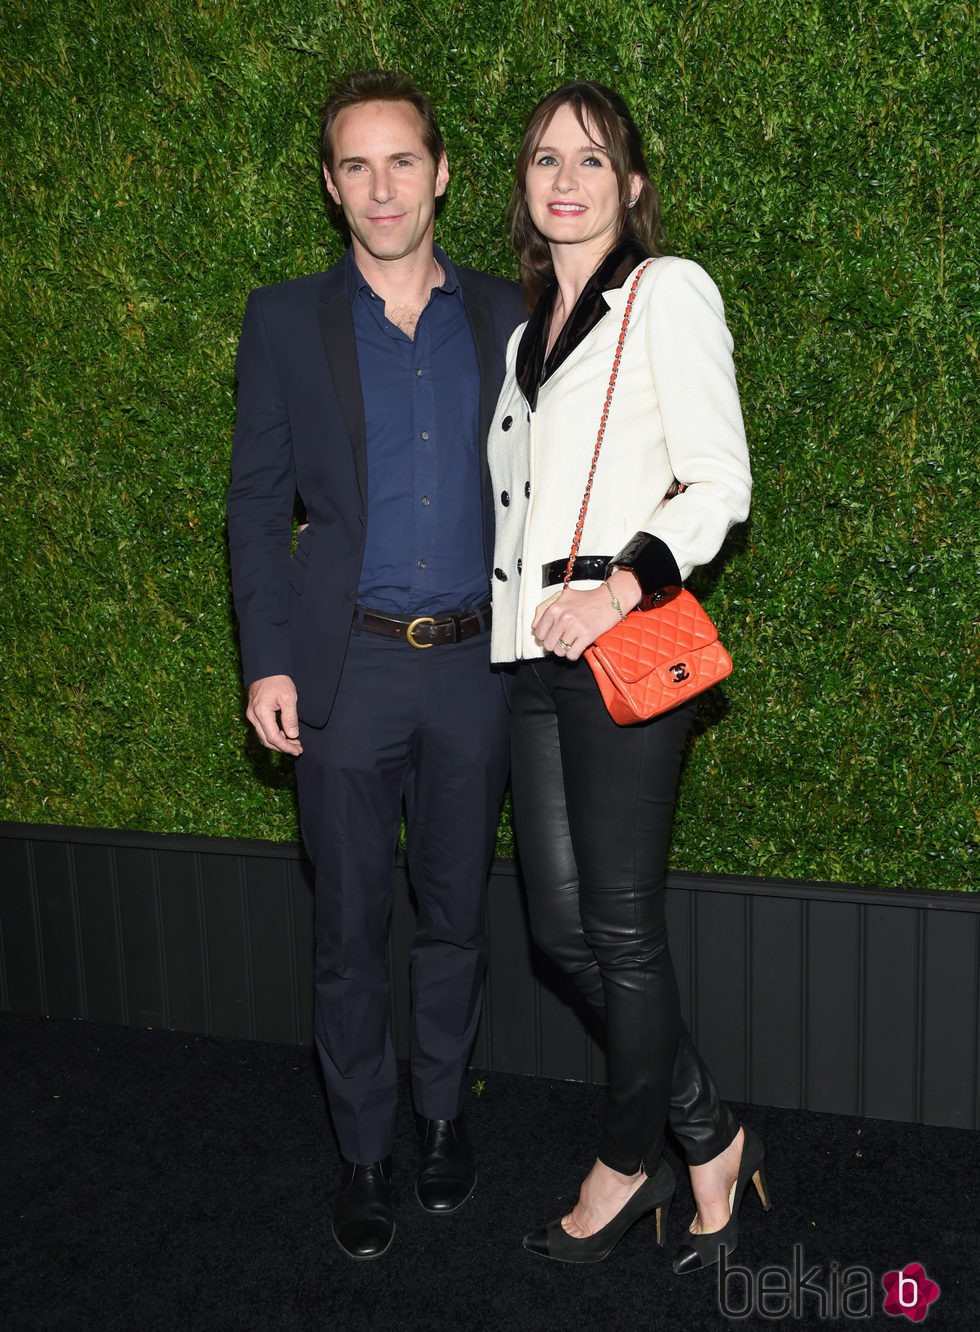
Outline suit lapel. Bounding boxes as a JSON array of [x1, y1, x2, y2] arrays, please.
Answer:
[[460, 276, 511, 575], [459, 282, 496, 474], [317, 270, 368, 508]]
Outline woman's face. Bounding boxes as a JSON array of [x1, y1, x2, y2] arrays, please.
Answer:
[[523, 102, 639, 264]]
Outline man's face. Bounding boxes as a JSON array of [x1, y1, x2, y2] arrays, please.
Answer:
[[324, 100, 449, 267]]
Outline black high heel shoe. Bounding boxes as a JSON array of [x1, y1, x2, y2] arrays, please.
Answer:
[[523, 1158, 675, 1264], [672, 1125, 771, 1275]]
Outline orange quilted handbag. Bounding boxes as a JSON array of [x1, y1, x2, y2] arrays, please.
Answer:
[[584, 590, 732, 725], [562, 261, 733, 724]]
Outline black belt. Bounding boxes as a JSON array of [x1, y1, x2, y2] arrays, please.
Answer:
[[355, 599, 492, 649], [542, 555, 613, 586]]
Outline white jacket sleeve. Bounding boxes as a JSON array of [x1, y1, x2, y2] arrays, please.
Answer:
[[642, 258, 752, 581]]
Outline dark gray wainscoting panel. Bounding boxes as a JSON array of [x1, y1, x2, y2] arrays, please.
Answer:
[[2, 823, 977, 1129]]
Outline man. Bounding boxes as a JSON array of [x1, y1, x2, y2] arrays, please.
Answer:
[[226, 70, 524, 1260]]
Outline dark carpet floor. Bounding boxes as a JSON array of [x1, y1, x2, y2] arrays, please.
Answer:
[[1, 1012, 974, 1330]]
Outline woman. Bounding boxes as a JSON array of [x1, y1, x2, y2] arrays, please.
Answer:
[[489, 82, 767, 1268]]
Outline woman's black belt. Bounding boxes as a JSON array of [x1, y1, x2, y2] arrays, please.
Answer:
[[541, 555, 613, 586]]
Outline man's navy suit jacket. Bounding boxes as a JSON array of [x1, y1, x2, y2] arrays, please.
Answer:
[[227, 254, 526, 728]]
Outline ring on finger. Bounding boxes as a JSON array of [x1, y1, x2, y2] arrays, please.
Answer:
[[556, 637, 572, 652]]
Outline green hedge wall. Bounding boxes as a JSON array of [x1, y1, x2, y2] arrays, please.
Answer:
[[1, 0, 976, 890]]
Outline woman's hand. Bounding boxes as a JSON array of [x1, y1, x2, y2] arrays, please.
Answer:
[[532, 571, 642, 660]]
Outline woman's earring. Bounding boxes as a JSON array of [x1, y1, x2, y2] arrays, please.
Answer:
[[627, 196, 637, 208]]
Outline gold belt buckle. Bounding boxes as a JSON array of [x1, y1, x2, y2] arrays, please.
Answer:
[[406, 615, 435, 649]]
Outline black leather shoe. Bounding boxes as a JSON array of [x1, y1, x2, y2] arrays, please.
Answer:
[[415, 1115, 476, 1213], [332, 1156, 394, 1260]]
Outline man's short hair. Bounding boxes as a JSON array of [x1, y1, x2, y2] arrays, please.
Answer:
[[319, 70, 445, 172]]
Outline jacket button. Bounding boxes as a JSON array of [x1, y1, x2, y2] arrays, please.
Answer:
[[524, 481, 531, 498], [517, 559, 522, 575], [494, 567, 508, 581], [501, 416, 513, 431], [501, 490, 510, 506]]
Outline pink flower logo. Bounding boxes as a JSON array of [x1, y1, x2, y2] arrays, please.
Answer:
[[882, 1264, 940, 1321]]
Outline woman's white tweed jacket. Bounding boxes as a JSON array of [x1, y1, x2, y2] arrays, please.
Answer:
[[488, 255, 752, 663]]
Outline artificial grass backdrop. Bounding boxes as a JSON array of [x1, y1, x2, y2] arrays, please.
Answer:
[[1, 0, 975, 890]]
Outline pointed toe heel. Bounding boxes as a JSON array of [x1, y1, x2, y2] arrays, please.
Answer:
[[522, 1158, 675, 1264], [672, 1125, 771, 1276]]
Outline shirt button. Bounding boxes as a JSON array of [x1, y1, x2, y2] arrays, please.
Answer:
[[517, 559, 523, 575], [418, 559, 426, 569], [501, 416, 513, 431], [416, 368, 423, 377], [420, 431, 429, 441], [494, 567, 508, 581], [524, 481, 531, 498], [421, 495, 430, 506], [501, 491, 510, 506]]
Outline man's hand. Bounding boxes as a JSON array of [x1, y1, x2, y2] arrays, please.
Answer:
[[245, 675, 303, 756]]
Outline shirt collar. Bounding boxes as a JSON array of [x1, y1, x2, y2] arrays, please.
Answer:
[[345, 243, 460, 306]]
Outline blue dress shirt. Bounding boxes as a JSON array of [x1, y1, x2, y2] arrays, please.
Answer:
[[348, 246, 487, 616]]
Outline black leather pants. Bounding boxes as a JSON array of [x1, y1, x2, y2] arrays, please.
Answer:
[[511, 656, 738, 1174]]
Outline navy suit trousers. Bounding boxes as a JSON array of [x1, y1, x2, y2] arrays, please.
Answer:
[[296, 625, 509, 1164]]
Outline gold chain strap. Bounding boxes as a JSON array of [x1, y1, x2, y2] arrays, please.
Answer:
[[561, 259, 654, 589]]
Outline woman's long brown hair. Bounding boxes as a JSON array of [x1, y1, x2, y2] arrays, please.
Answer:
[[508, 81, 665, 308]]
